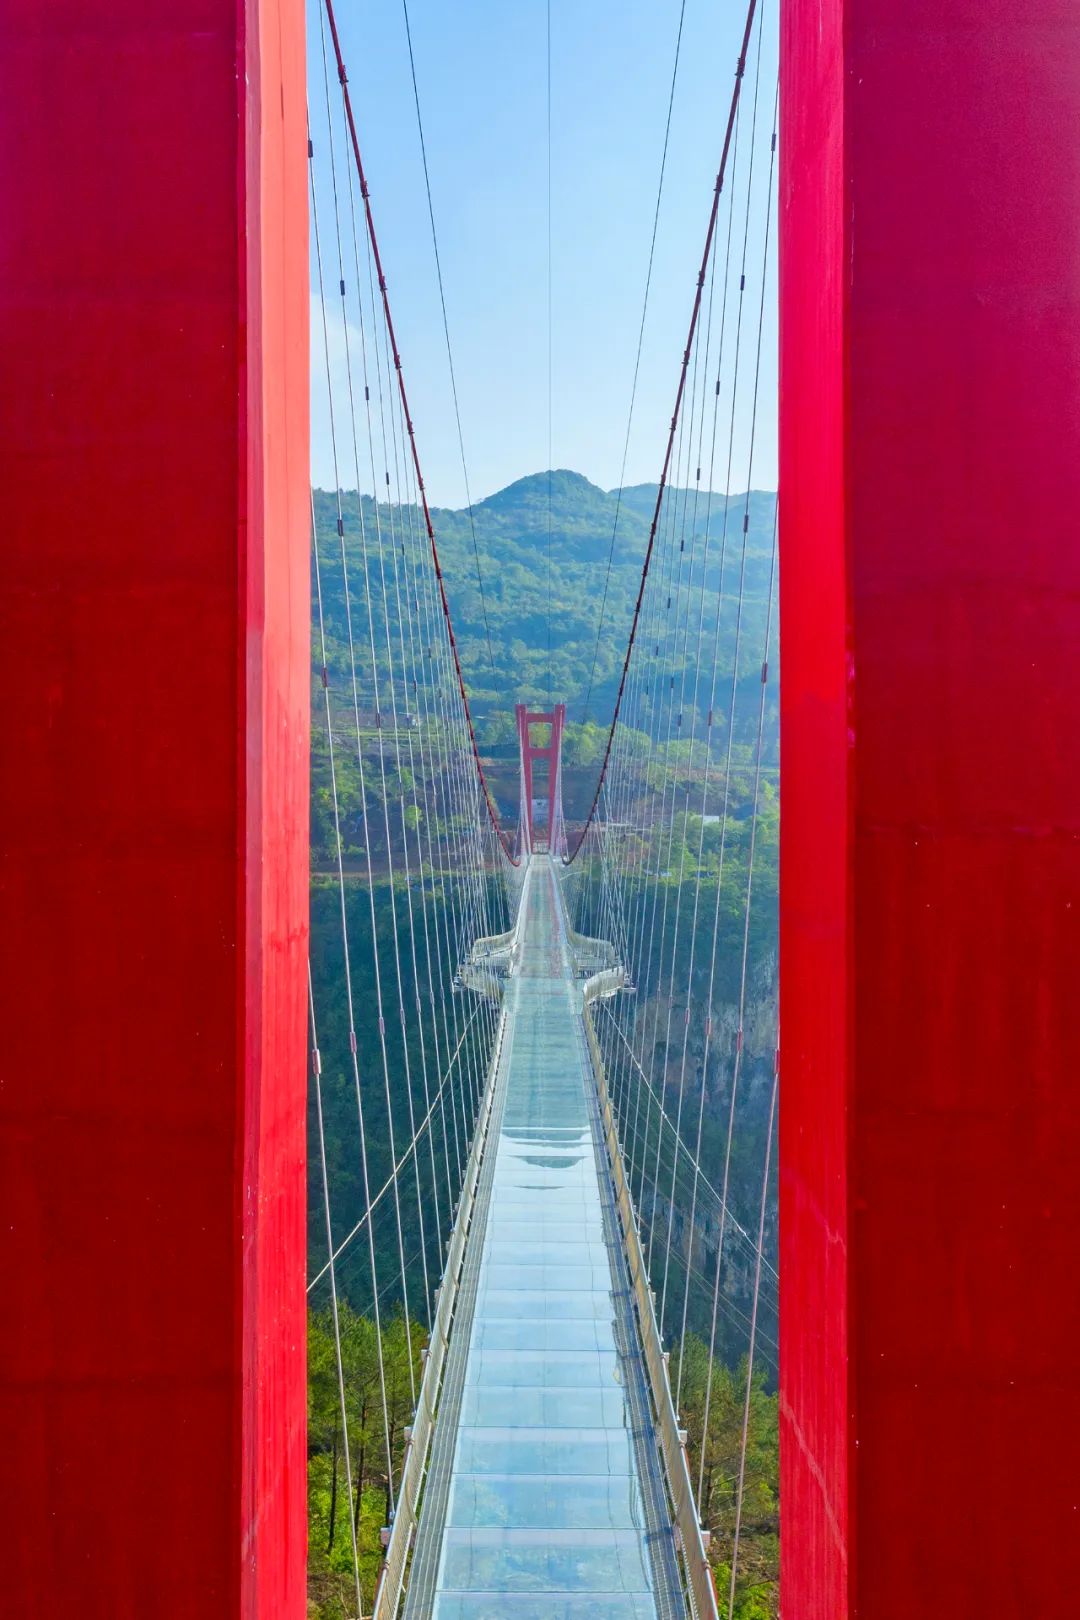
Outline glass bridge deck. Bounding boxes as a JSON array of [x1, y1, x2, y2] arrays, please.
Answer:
[[403, 857, 683, 1620]]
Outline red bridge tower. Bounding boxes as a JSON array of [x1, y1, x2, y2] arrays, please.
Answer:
[[515, 703, 567, 857]]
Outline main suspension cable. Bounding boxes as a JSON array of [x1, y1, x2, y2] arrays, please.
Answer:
[[564, 0, 759, 863], [322, 0, 519, 865]]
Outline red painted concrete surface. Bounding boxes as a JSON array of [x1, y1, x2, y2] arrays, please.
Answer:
[[780, 3, 1080, 1616], [0, 4, 309, 1615]]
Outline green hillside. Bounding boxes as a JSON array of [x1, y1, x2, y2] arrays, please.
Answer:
[[312, 469, 778, 746]]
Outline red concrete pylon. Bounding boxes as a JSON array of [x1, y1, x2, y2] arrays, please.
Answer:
[[780, 3, 1080, 1615], [0, 3, 309, 1614]]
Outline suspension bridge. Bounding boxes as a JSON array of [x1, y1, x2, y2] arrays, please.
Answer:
[[3, 2, 1080, 1619]]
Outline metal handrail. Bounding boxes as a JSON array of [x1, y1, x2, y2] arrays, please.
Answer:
[[581, 985, 720, 1620]]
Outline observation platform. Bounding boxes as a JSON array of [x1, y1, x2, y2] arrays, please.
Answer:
[[402, 857, 685, 1620]]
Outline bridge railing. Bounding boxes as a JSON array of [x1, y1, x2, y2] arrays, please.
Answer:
[[581, 983, 721, 1620], [371, 960, 520, 1616], [457, 874, 531, 995]]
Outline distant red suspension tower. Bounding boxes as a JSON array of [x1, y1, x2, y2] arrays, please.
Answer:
[[515, 703, 566, 857]]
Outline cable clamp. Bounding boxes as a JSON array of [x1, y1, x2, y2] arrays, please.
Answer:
[[311, 1047, 321, 1076], [321, 666, 329, 689], [349, 1030, 357, 1054], [761, 659, 768, 683], [379, 1016, 386, 1036]]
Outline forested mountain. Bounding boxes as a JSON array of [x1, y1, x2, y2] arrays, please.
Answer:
[[312, 469, 778, 747]]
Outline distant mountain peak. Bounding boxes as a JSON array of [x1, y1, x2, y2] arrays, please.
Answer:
[[475, 468, 609, 514]]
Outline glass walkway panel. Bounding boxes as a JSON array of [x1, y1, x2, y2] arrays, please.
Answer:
[[403, 858, 685, 1620]]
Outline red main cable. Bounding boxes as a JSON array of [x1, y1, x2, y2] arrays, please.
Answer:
[[322, 0, 519, 866], [564, 0, 759, 864]]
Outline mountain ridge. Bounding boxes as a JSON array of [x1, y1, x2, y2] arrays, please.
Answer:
[[311, 469, 777, 729]]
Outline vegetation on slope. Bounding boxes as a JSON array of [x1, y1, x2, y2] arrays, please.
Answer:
[[308, 1305, 422, 1619], [312, 471, 777, 741]]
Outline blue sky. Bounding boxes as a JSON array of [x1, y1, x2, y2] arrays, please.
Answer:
[[309, 0, 778, 507]]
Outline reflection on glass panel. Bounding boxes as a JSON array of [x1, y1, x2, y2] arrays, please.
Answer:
[[459, 1385, 629, 1429], [484, 1241, 611, 1266], [447, 1473, 646, 1531], [489, 1189, 603, 1209], [481, 1263, 615, 1292], [464, 1350, 622, 1389], [471, 1319, 618, 1353], [499, 1150, 591, 1169], [498, 1129, 589, 1143], [485, 1220, 598, 1246], [433, 1597, 658, 1620], [476, 1290, 614, 1322], [454, 1429, 637, 1479], [439, 1528, 652, 1593]]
